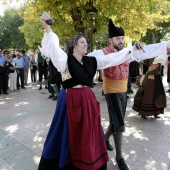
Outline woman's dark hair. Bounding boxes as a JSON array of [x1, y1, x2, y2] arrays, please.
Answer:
[[66, 33, 86, 55]]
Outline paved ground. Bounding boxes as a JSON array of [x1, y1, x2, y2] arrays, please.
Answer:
[[0, 76, 170, 170]]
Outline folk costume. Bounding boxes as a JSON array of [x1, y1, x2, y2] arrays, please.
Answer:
[[87, 19, 170, 170], [38, 31, 137, 170], [133, 57, 167, 118], [38, 23, 170, 169]]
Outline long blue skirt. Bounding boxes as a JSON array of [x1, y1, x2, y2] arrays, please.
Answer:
[[42, 89, 69, 168]]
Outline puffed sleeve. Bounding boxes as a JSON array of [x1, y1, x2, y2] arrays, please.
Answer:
[[87, 47, 134, 70], [40, 31, 68, 72], [152, 54, 168, 66], [131, 41, 170, 62]]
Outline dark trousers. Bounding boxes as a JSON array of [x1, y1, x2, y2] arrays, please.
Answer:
[[105, 92, 127, 133], [48, 77, 55, 95], [0, 72, 8, 93], [31, 69, 37, 82], [17, 68, 24, 89], [38, 67, 47, 82], [127, 74, 132, 89]]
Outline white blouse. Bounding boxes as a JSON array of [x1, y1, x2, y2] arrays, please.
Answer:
[[40, 31, 170, 80]]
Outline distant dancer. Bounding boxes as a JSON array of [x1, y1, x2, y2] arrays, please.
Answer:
[[133, 57, 167, 119]]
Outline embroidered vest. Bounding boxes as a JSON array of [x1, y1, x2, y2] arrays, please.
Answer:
[[102, 45, 129, 80]]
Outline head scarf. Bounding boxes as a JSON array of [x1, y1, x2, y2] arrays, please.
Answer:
[[66, 33, 86, 55]]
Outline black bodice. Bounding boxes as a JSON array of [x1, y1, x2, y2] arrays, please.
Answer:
[[62, 55, 97, 89]]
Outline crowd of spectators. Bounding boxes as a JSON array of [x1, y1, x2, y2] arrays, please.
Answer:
[[0, 48, 62, 100]]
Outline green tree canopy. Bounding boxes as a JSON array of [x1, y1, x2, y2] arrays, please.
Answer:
[[3, 0, 170, 49], [0, 7, 28, 50]]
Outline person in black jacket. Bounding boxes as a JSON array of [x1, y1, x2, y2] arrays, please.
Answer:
[[47, 59, 62, 100], [30, 53, 37, 83], [36, 49, 48, 90], [0, 50, 9, 94]]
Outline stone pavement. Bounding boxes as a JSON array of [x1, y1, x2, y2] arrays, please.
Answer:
[[0, 77, 170, 170]]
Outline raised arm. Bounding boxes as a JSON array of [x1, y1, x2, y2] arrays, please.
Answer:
[[40, 12, 67, 72]]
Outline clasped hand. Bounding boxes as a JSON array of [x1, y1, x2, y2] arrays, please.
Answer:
[[133, 42, 145, 52]]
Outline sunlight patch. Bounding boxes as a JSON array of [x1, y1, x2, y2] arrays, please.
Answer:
[[33, 135, 43, 142], [33, 155, 41, 164], [15, 112, 27, 116], [130, 150, 136, 154], [164, 121, 170, 125], [0, 101, 5, 105], [46, 122, 52, 127], [133, 131, 148, 140], [127, 112, 136, 116], [5, 124, 18, 133], [15, 101, 29, 106], [147, 160, 156, 166], [168, 152, 170, 158]]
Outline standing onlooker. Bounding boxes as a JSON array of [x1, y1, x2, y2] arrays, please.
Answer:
[[36, 48, 48, 90], [30, 53, 37, 83], [166, 56, 170, 92], [3, 50, 10, 90], [21, 50, 30, 85], [8, 56, 17, 91], [12, 49, 18, 58], [129, 61, 140, 83], [47, 59, 62, 100], [0, 49, 8, 94], [13, 52, 25, 89]]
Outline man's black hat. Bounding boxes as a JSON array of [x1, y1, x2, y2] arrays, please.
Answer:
[[108, 19, 125, 38]]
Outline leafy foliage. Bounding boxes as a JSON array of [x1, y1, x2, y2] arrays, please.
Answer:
[[0, 7, 28, 50], [1, 0, 170, 49], [20, 0, 170, 48]]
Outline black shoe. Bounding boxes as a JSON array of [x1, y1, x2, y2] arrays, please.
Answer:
[[116, 158, 129, 170], [141, 115, 147, 119], [106, 141, 113, 151], [48, 94, 54, 99], [93, 83, 97, 85], [52, 96, 58, 100], [21, 87, 25, 89], [154, 115, 160, 118], [3, 92, 8, 94], [39, 86, 42, 90], [45, 86, 48, 89], [98, 78, 103, 82]]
